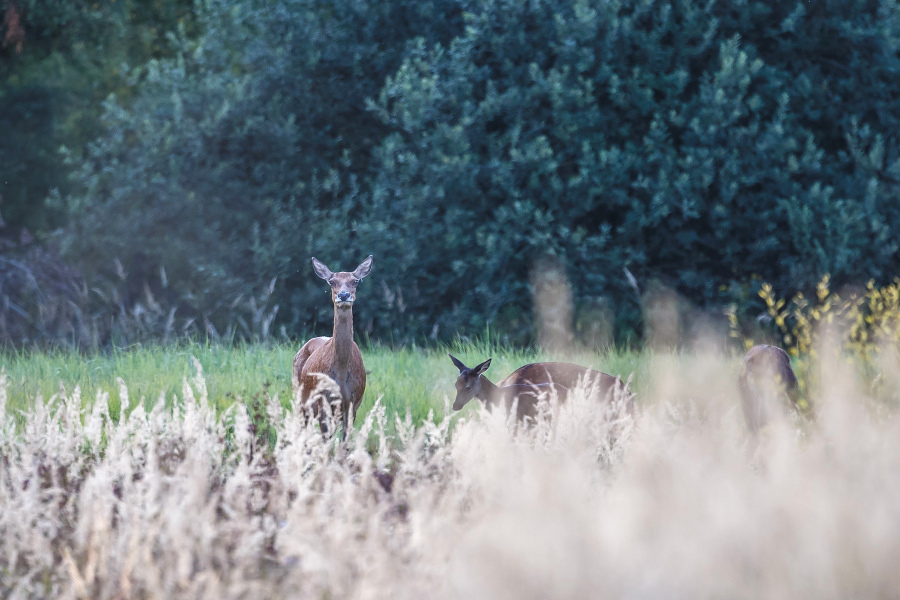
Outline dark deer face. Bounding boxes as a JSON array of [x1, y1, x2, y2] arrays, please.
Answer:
[[312, 255, 374, 309], [449, 354, 491, 410]]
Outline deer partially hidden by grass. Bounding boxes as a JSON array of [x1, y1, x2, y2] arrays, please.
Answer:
[[293, 255, 373, 440], [738, 344, 805, 437], [448, 355, 632, 422]]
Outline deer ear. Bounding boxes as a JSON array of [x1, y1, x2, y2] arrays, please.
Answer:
[[448, 353, 468, 372], [311, 257, 334, 281], [473, 358, 492, 376], [353, 255, 374, 280]]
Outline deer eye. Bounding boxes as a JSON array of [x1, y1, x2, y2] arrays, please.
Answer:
[[353, 278, 360, 285]]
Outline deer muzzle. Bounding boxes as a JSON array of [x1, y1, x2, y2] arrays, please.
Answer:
[[335, 291, 354, 306]]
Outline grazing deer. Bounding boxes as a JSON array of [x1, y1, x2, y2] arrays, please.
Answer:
[[448, 355, 632, 421], [293, 255, 373, 440], [738, 344, 802, 436]]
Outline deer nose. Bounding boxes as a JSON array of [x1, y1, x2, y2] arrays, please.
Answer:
[[337, 291, 352, 302]]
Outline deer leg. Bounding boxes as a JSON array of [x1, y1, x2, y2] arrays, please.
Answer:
[[316, 392, 340, 440], [340, 399, 351, 442], [317, 406, 330, 438]]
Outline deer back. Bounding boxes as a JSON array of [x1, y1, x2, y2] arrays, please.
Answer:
[[738, 344, 800, 435], [500, 362, 628, 409], [741, 345, 798, 394]]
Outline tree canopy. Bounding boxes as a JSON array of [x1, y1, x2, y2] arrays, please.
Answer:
[[3, 0, 900, 348]]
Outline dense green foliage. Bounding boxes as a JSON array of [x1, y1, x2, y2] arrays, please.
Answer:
[[0, 0, 194, 231], [3, 0, 900, 347], [368, 0, 900, 340], [45, 0, 464, 344]]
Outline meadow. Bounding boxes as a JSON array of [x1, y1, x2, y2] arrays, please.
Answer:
[[1, 340, 900, 598], [0, 342, 648, 430]]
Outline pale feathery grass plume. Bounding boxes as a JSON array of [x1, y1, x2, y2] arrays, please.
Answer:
[[0, 352, 900, 598]]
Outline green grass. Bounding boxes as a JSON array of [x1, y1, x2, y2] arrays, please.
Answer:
[[1, 343, 289, 414], [0, 341, 654, 430]]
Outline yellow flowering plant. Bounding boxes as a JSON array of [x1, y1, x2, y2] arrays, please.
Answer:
[[731, 275, 900, 405]]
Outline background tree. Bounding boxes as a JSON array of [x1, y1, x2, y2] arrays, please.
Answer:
[[5, 0, 900, 348], [363, 0, 900, 342], [0, 0, 195, 233], [54, 0, 462, 341]]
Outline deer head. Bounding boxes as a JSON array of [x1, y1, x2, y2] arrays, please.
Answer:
[[449, 354, 492, 411], [311, 255, 374, 309]]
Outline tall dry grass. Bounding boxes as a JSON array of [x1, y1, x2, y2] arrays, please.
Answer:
[[1, 346, 899, 599]]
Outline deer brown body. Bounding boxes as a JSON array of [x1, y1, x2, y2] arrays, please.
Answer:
[[293, 255, 373, 440], [449, 355, 632, 421], [501, 361, 631, 413], [738, 344, 801, 436]]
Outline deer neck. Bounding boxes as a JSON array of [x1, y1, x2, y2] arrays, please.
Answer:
[[477, 376, 502, 406], [331, 305, 355, 371]]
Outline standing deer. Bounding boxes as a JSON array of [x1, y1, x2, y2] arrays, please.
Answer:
[[738, 344, 802, 436], [293, 255, 373, 440], [449, 354, 632, 422]]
